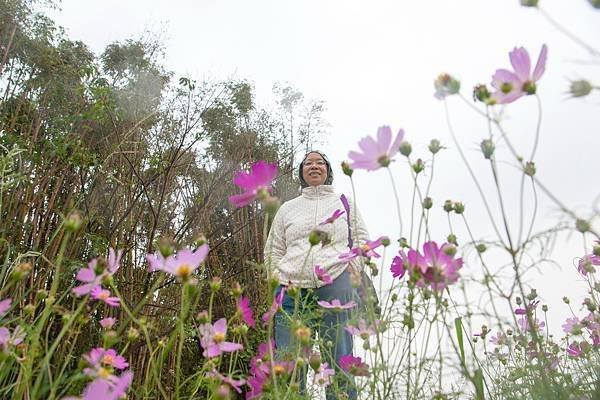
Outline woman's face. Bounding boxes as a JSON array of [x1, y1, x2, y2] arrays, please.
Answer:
[[302, 153, 328, 187]]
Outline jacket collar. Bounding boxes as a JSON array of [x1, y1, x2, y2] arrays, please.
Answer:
[[301, 185, 336, 199]]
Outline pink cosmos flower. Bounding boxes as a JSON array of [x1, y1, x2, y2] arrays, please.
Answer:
[[345, 319, 379, 339], [72, 248, 122, 297], [91, 287, 120, 308], [76, 371, 133, 400], [261, 287, 286, 326], [339, 237, 386, 263], [518, 315, 545, 333], [514, 300, 540, 315], [491, 44, 548, 104], [100, 317, 116, 329], [348, 126, 405, 170], [319, 209, 345, 225], [489, 332, 507, 346], [339, 355, 370, 376], [405, 241, 463, 291], [562, 317, 581, 335], [313, 363, 335, 387], [567, 342, 583, 357], [146, 245, 209, 280], [83, 348, 129, 371], [314, 265, 333, 285], [198, 318, 243, 358], [0, 298, 11, 317], [237, 296, 256, 328], [206, 369, 246, 394], [228, 160, 278, 208], [0, 326, 25, 352], [578, 254, 600, 276], [247, 340, 292, 399], [317, 299, 357, 311], [390, 250, 407, 279]]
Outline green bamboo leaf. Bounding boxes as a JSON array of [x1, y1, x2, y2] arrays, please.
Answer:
[[474, 368, 485, 400]]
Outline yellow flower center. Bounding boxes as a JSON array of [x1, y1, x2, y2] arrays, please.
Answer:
[[103, 355, 114, 364], [361, 244, 370, 252], [99, 292, 109, 300], [177, 264, 191, 278], [213, 332, 225, 343], [98, 367, 111, 379], [273, 365, 285, 375]]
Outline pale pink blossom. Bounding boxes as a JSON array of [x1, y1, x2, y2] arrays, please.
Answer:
[[198, 318, 243, 358], [317, 299, 357, 311], [348, 126, 405, 170]]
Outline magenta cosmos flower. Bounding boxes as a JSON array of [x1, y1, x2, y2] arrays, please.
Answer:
[[578, 254, 600, 276], [198, 318, 243, 358], [317, 299, 357, 311], [228, 160, 278, 208], [237, 296, 256, 328], [491, 44, 548, 104], [91, 287, 120, 307], [403, 241, 463, 292], [339, 236, 386, 263], [146, 245, 209, 281], [319, 209, 345, 225], [314, 265, 333, 285], [72, 248, 122, 297], [261, 287, 286, 326], [348, 126, 405, 170], [70, 371, 133, 400], [83, 348, 129, 371], [0, 298, 11, 317], [206, 369, 246, 394], [339, 355, 370, 376], [390, 250, 407, 279]]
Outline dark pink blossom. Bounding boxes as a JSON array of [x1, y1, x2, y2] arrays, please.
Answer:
[[514, 300, 540, 315], [339, 237, 386, 263], [261, 287, 286, 326], [0, 298, 11, 317], [317, 299, 357, 311], [198, 318, 243, 358], [578, 254, 600, 276], [404, 241, 463, 291], [567, 342, 583, 357], [237, 296, 255, 328], [491, 44, 548, 104], [348, 126, 405, 170], [319, 209, 345, 225], [314, 265, 333, 285], [390, 250, 407, 279], [228, 160, 278, 208], [339, 355, 370, 376], [91, 287, 120, 308]]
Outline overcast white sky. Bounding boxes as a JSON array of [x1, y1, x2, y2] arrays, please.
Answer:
[[49, 1, 600, 336]]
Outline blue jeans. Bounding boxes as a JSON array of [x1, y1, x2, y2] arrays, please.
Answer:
[[274, 269, 358, 400]]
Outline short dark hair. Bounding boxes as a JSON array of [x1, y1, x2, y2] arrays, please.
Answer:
[[298, 151, 334, 188]]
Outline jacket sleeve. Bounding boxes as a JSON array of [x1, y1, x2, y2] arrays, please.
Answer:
[[264, 206, 287, 273]]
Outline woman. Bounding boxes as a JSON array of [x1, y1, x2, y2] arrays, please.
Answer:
[[264, 151, 369, 399]]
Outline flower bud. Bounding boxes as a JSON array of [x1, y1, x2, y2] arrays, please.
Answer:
[[294, 325, 312, 346], [12, 262, 32, 280], [127, 327, 140, 341], [157, 237, 176, 258], [443, 244, 457, 257], [473, 84, 491, 103], [515, 296, 522, 305], [526, 289, 537, 301], [24, 303, 36, 316], [65, 210, 83, 232], [447, 233, 457, 245], [287, 284, 299, 298], [194, 234, 207, 247], [391, 293, 398, 302], [398, 237, 409, 248], [309, 352, 322, 371], [520, 0, 538, 7], [422, 197, 433, 210], [428, 139, 442, 154], [399, 141, 412, 157], [434, 73, 461, 100], [263, 195, 280, 217], [542, 304, 548, 312], [230, 282, 243, 298], [382, 237, 391, 246], [480, 139, 495, 159], [209, 277, 222, 292], [36, 290, 48, 301], [562, 296, 570, 304], [584, 298, 597, 312], [308, 229, 330, 246], [453, 202, 465, 214], [443, 200, 454, 213], [214, 384, 231, 400], [575, 219, 590, 233], [569, 79, 593, 98], [476, 243, 487, 253], [524, 161, 536, 177], [594, 244, 600, 257], [412, 158, 424, 174], [197, 311, 210, 323], [341, 161, 354, 177]]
